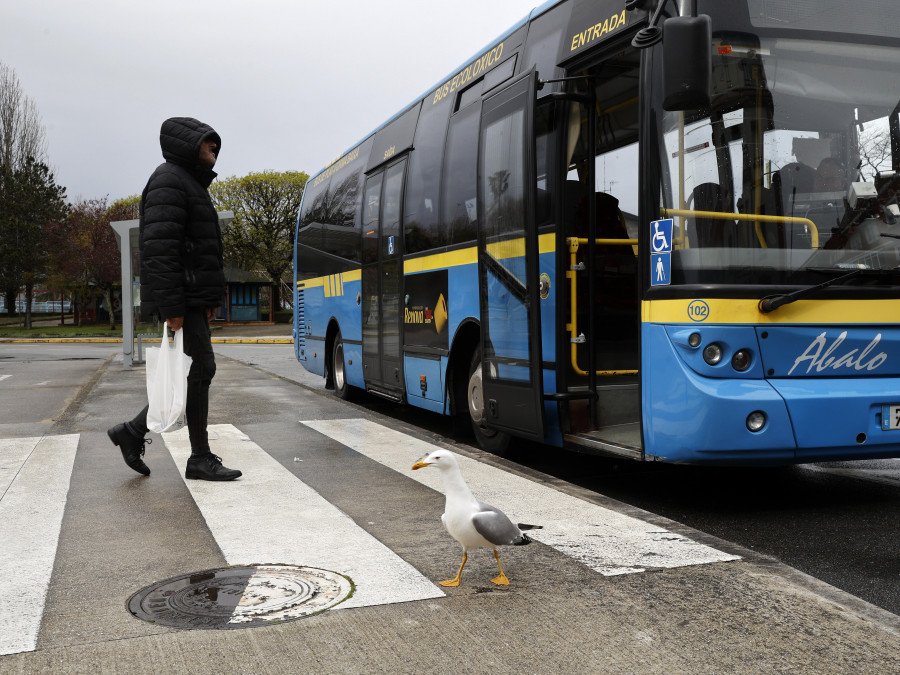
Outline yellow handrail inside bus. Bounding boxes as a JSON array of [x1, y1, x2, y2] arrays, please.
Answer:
[[662, 208, 820, 249], [566, 236, 639, 377]]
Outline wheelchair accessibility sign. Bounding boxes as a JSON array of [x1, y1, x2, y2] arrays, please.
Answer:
[[650, 218, 672, 286]]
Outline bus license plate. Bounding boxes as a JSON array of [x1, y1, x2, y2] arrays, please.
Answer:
[[882, 405, 900, 430]]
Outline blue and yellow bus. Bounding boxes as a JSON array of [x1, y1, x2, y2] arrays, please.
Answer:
[[294, 0, 900, 464]]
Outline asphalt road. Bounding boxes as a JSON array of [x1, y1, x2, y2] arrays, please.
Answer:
[[0, 343, 114, 437], [1, 340, 898, 673], [214, 342, 900, 617]]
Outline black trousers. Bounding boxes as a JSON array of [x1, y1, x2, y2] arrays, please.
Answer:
[[128, 309, 217, 455]]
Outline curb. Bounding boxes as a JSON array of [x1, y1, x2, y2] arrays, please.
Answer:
[[0, 338, 293, 344]]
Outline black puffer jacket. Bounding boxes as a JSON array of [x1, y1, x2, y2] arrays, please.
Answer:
[[139, 117, 225, 319]]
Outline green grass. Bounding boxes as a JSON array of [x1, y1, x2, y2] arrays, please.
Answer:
[[0, 315, 159, 338]]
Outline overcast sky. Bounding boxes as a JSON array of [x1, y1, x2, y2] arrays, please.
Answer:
[[2, 0, 542, 203]]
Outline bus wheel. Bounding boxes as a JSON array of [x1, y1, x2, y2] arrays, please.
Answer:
[[468, 349, 511, 456], [332, 331, 352, 400]]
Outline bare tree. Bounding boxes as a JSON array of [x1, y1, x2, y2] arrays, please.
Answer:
[[0, 61, 50, 317], [0, 61, 47, 172], [857, 121, 892, 182]]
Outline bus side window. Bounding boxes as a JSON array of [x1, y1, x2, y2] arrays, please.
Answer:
[[521, 9, 565, 84], [442, 105, 481, 245], [404, 98, 452, 254], [363, 174, 382, 264], [535, 100, 556, 226]]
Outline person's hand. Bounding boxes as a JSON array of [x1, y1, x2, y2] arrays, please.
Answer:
[[206, 307, 218, 322], [166, 316, 184, 332]]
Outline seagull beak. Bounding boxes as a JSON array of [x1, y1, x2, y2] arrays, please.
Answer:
[[411, 460, 430, 470]]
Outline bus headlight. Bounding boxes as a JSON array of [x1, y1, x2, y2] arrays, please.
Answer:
[[731, 349, 752, 372], [746, 411, 767, 432], [703, 343, 723, 365]]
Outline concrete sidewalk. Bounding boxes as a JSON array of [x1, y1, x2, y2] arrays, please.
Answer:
[[209, 322, 292, 343]]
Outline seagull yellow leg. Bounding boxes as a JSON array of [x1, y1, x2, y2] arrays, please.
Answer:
[[490, 549, 510, 585], [439, 552, 467, 587]]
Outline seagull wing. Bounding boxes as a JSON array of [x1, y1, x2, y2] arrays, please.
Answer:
[[471, 501, 525, 546]]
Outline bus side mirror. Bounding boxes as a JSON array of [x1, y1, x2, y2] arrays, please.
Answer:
[[662, 15, 712, 111]]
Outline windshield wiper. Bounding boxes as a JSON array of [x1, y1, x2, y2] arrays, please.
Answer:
[[758, 267, 888, 313]]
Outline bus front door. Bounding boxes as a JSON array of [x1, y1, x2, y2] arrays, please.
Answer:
[[476, 72, 545, 441], [559, 50, 642, 456], [362, 158, 407, 396]]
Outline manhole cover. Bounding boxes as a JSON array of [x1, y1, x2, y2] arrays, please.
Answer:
[[127, 564, 354, 629]]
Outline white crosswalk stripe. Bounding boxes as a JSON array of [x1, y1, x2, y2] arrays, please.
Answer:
[[301, 418, 741, 575], [160, 424, 445, 610], [0, 435, 79, 656]]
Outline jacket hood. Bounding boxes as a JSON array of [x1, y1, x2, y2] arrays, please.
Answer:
[[159, 117, 221, 168]]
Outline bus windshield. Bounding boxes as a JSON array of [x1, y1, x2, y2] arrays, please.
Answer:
[[658, 32, 900, 287]]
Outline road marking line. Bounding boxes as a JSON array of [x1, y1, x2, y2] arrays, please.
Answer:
[[802, 463, 900, 487], [0, 434, 79, 656], [0, 375, 11, 382], [0, 437, 37, 498], [161, 424, 444, 610], [301, 418, 741, 576]]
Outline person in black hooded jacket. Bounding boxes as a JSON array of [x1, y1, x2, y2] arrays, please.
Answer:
[[107, 116, 241, 481]]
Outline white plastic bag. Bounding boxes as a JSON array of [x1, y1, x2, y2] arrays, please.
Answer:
[[145, 325, 192, 433]]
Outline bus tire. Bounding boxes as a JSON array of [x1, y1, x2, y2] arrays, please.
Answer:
[[332, 331, 353, 400], [468, 348, 511, 456]]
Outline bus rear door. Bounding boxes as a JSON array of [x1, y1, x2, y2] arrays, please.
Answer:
[[476, 72, 545, 440], [362, 158, 407, 397]]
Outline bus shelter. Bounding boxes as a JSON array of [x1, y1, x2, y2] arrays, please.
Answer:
[[110, 212, 233, 370]]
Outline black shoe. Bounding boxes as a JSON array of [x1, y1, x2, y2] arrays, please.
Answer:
[[107, 423, 151, 476], [185, 454, 242, 481]]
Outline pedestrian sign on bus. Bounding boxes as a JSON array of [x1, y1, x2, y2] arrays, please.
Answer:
[[651, 253, 671, 285], [650, 218, 672, 286]]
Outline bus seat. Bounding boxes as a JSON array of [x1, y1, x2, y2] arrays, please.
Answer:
[[760, 185, 787, 247], [775, 162, 815, 215], [575, 191, 629, 246], [736, 185, 783, 248], [690, 182, 728, 247], [575, 191, 637, 313], [565, 180, 589, 228]]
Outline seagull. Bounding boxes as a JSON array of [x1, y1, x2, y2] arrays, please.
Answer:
[[411, 449, 540, 586]]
